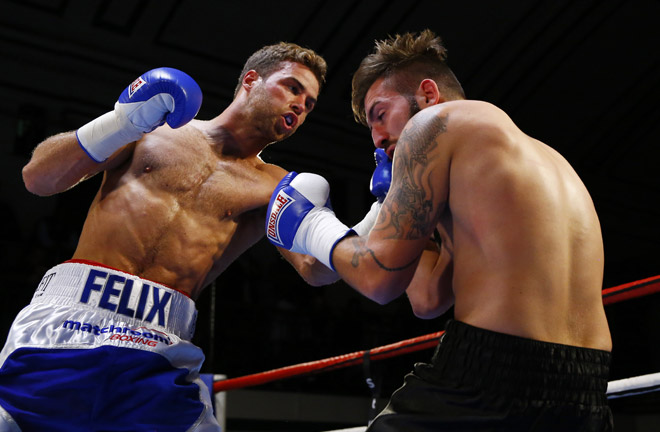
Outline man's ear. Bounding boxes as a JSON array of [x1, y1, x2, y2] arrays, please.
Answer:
[[242, 70, 261, 92], [415, 79, 444, 107]]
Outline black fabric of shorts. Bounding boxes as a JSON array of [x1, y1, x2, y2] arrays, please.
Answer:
[[367, 319, 613, 432]]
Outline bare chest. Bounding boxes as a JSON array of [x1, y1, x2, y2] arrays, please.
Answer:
[[127, 133, 276, 218]]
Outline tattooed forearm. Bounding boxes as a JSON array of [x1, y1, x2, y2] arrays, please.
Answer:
[[349, 237, 420, 272], [381, 112, 449, 240]]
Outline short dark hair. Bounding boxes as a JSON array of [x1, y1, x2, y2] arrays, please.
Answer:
[[351, 29, 465, 126], [234, 42, 327, 98]]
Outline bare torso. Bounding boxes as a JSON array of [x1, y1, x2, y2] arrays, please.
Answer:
[[72, 120, 285, 300], [434, 100, 611, 351]]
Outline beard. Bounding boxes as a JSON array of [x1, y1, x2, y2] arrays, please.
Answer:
[[248, 86, 291, 141], [407, 95, 421, 118]]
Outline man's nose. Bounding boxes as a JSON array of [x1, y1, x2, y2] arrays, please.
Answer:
[[371, 127, 389, 149], [291, 101, 304, 115]]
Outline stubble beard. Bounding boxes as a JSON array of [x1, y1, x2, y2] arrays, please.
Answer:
[[249, 86, 289, 142]]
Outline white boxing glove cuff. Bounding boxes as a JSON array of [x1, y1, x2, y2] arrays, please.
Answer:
[[76, 106, 143, 163], [293, 206, 351, 270], [352, 201, 382, 237], [76, 92, 174, 163]]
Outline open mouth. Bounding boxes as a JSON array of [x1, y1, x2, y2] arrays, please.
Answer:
[[283, 113, 297, 129]]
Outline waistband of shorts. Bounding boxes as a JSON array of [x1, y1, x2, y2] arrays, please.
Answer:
[[432, 320, 612, 405], [30, 261, 198, 340]]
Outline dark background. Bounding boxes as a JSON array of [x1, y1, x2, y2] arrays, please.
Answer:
[[1, 0, 659, 424]]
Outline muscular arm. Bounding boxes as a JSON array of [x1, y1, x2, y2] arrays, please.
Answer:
[[277, 248, 340, 286], [23, 67, 201, 197], [22, 131, 133, 196], [405, 239, 454, 319], [332, 109, 452, 304], [264, 165, 341, 286]]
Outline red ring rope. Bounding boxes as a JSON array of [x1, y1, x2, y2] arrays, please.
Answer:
[[213, 331, 442, 392], [602, 275, 660, 305], [213, 275, 660, 394]]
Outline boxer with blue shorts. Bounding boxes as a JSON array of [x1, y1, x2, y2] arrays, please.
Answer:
[[9, 43, 328, 431], [0, 260, 217, 431]]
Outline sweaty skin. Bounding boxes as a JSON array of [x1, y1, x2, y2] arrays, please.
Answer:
[[334, 80, 611, 351], [71, 122, 285, 300], [23, 62, 333, 300]]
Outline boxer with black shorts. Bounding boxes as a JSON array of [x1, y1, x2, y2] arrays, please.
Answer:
[[0, 42, 331, 431], [267, 30, 613, 431]]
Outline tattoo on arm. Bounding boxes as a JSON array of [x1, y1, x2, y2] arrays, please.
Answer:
[[349, 236, 420, 272], [352, 112, 450, 271], [382, 112, 449, 240]]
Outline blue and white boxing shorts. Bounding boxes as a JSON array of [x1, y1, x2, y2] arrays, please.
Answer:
[[0, 260, 221, 432]]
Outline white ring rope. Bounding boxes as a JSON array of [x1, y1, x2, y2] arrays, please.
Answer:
[[606, 372, 660, 399]]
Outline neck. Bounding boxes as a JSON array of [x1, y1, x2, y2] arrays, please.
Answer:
[[205, 101, 273, 158]]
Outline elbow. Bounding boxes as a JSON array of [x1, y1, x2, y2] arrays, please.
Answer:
[[371, 288, 399, 305], [302, 272, 337, 287], [409, 291, 454, 320], [294, 254, 340, 287], [302, 276, 324, 287], [22, 163, 48, 196], [411, 301, 451, 319], [22, 164, 58, 196], [372, 295, 395, 306], [361, 277, 404, 305], [22, 158, 75, 196]]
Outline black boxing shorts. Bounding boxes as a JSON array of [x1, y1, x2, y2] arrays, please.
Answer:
[[367, 319, 613, 432]]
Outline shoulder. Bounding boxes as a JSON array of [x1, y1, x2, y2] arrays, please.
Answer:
[[134, 122, 209, 160], [395, 101, 480, 155], [411, 100, 508, 130], [142, 119, 210, 150], [411, 101, 519, 148], [256, 159, 289, 182]]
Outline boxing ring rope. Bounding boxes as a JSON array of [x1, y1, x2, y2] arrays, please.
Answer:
[[607, 372, 660, 399], [212, 331, 443, 393], [602, 274, 660, 305], [213, 275, 660, 396]]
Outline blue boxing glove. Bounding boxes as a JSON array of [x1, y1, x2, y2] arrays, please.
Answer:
[[77, 67, 203, 162], [353, 148, 392, 236], [266, 172, 353, 270], [370, 148, 392, 203]]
